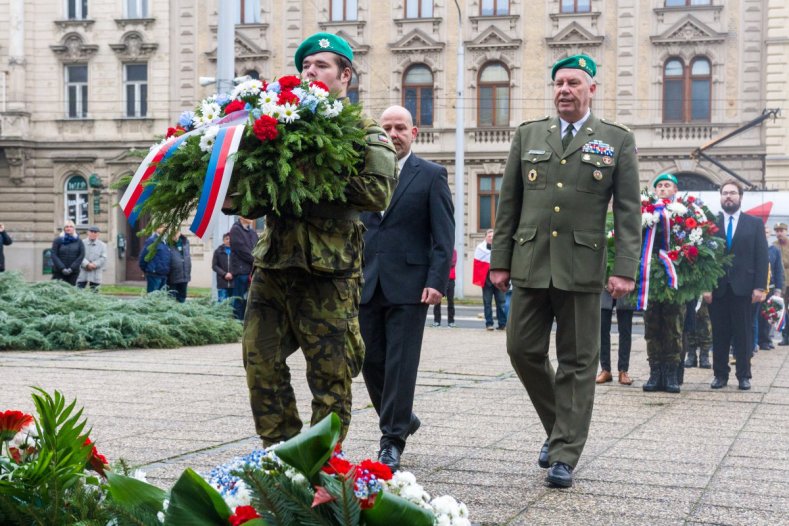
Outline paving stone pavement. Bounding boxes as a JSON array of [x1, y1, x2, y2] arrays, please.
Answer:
[[2, 329, 788, 525]]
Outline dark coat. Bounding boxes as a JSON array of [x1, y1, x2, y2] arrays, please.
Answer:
[[0, 230, 12, 272], [713, 212, 769, 298], [229, 222, 258, 276], [139, 234, 172, 277], [768, 244, 785, 292], [167, 235, 192, 285], [212, 245, 233, 289], [360, 153, 454, 304], [51, 235, 85, 278]]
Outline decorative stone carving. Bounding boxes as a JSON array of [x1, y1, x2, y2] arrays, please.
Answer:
[[109, 32, 159, 60], [465, 26, 522, 53], [4, 148, 28, 185], [50, 33, 99, 62], [546, 22, 604, 48], [205, 32, 270, 71], [389, 29, 445, 54], [650, 15, 727, 45]]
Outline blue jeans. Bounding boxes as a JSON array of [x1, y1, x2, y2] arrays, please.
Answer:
[[232, 274, 250, 320], [482, 281, 506, 328], [217, 288, 232, 303], [146, 275, 167, 293], [504, 288, 512, 319]]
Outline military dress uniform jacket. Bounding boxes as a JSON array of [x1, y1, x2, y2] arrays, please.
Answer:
[[251, 119, 398, 279], [491, 113, 642, 291]]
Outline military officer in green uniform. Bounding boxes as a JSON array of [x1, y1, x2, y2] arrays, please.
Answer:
[[490, 54, 641, 488], [238, 33, 398, 446]]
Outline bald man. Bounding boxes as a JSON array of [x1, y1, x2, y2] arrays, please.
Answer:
[[359, 105, 455, 471]]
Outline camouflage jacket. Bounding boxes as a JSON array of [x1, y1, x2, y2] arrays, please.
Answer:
[[252, 119, 398, 278]]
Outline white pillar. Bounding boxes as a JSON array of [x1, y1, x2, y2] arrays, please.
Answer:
[[7, 0, 26, 112], [453, 0, 466, 298]]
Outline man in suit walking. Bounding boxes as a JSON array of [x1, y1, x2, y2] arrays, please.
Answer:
[[703, 181, 768, 391], [360, 105, 454, 471], [490, 54, 642, 488]]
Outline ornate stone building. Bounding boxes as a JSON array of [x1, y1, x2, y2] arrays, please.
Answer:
[[0, 0, 784, 294]]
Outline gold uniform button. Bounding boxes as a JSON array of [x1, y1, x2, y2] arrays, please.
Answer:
[[557, 182, 563, 188], [560, 159, 567, 165], [554, 206, 560, 213], [552, 231, 558, 237]]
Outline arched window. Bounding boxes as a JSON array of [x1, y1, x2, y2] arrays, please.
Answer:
[[244, 69, 260, 80], [663, 56, 711, 123], [65, 175, 90, 226], [478, 62, 510, 127], [402, 64, 434, 127], [348, 70, 360, 104]]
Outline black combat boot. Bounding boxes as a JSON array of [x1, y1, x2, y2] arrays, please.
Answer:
[[642, 364, 663, 392], [684, 348, 698, 368], [698, 348, 711, 369], [676, 361, 684, 385], [664, 364, 681, 393], [780, 333, 789, 346]]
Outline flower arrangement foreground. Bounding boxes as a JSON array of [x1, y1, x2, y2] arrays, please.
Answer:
[[761, 295, 785, 328], [1, 390, 470, 526], [119, 75, 367, 239]]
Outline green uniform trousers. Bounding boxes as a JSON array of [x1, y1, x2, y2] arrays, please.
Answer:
[[507, 285, 601, 469], [644, 301, 686, 366], [688, 302, 712, 350], [242, 268, 364, 446]]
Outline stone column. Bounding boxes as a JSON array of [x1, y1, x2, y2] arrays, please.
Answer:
[[7, 0, 26, 112]]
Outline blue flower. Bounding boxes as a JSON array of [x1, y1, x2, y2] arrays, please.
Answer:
[[178, 111, 195, 129], [709, 240, 718, 249], [250, 108, 263, 119], [676, 231, 686, 239], [300, 95, 319, 113], [215, 93, 231, 106], [267, 82, 281, 93]]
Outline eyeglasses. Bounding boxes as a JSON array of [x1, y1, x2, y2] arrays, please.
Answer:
[[721, 191, 739, 197]]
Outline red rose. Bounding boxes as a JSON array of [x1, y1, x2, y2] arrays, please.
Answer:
[[223, 100, 246, 115], [322, 456, 353, 476], [277, 90, 300, 106], [310, 80, 329, 92], [278, 75, 301, 90], [685, 217, 698, 229], [253, 115, 279, 142], [687, 196, 696, 203], [229, 505, 261, 526], [667, 250, 679, 261], [357, 459, 393, 481], [646, 204, 656, 213]]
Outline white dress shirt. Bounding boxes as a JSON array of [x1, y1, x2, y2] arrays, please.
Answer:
[[559, 109, 591, 138]]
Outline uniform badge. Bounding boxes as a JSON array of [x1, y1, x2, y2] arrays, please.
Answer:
[[602, 156, 613, 165], [582, 154, 591, 161], [377, 134, 389, 144], [593, 170, 603, 181], [579, 58, 587, 68], [528, 169, 538, 182], [319, 39, 331, 49]]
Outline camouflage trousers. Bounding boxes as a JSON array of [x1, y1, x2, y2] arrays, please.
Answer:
[[242, 268, 364, 446], [644, 301, 686, 366], [687, 302, 712, 350]]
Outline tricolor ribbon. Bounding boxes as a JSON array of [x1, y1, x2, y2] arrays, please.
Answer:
[[657, 249, 678, 289], [635, 204, 677, 310]]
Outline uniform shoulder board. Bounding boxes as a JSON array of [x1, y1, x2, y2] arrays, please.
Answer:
[[520, 115, 550, 127], [600, 118, 631, 132]]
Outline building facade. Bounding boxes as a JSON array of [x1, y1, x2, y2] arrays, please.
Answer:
[[0, 0, 784, 294]]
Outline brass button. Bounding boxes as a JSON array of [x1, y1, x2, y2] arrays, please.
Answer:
[[554, 206, 560, 213], [519, 238, 524, 243], [552, 231, 558, 237], [560, 159, 567, 165], [557, 182, 563, 188], [594, 243, 598, 248]]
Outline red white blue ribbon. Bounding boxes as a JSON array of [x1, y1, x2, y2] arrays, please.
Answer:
[[657, 249, 678, 289], [189, 123, 246, 238], [635, 204, 678, 310]]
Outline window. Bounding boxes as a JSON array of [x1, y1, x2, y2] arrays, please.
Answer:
[[244, 69, 260, 80], [65, 175, 90, 226], [331, 0, 358, 21], [236, 0, 260, 24], [481, 0, 509, 16], [124, 64, 148, 118], [663, 57, 711, 122], [405, 0, 433, 18], [665, 0, 711, 6], [478, 175, 502, 230], [402, 64, 433, 127], [478, 62, 509, 127], [125, 0, 148, 18], [67, 0, 88, 19], [65, 64, 88, 118], [348, 70, 360, 104], [560, 0, 591, 13]]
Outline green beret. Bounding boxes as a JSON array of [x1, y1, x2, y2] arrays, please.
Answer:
[[653, 173, 678, 188], [294, 33, 353, 73], [551, 53, 597, 80]]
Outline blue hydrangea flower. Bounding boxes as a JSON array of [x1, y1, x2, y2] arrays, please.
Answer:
[[250, 108, 263, 119], [215, 93, 231, 106], [178, 111, 195, 129], [300, 95, 319, 113], [267, 82, 281, 94]]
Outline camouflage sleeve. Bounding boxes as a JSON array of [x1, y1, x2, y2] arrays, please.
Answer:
[[344, 120, 398, 212]]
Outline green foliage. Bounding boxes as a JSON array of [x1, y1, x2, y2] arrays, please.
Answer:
[[164, 468, 231, 526], [274, 413, 341, 482], [242, 468, 334, 526], [0, 272, 241, 350], [318, 472, 361, 526], [361, 491, 434, 526]]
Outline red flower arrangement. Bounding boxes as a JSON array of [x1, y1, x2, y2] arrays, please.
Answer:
[[252, 115, 279, 142], [223, 99, 247, 115], [229, 505, 261, 526]]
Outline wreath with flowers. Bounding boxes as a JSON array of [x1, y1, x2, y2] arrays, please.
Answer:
[[118, 76, 367, 238], [761, 295, 785, 327]]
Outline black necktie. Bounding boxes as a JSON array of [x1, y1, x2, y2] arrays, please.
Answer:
[[562, 126, 574, 152]]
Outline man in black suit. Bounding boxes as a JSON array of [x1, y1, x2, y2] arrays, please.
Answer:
[[360, 105, 454, 471], [703, 180, 768, 390]]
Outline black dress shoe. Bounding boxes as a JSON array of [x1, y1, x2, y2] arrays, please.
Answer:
[[378, 444, 402, 472], [710, 377, 728, 389], [408, 415, 421, 437], [545, 462, 573, 488], [738, 378, 751, 390], [538, 439, 550, 469]]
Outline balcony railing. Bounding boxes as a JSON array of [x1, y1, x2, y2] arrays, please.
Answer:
[[656, 124, 714, 141], [471, 127, 514, 145]]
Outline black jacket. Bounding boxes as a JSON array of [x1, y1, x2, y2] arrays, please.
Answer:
[[51, 235, 85, 277], [229, 222, 258, 276], [167, 235, 192, 285], [0, 230, 12, 272], [713, 212, 769, 298], [212, 245, 233, 289], [360, 153, 454, 304]]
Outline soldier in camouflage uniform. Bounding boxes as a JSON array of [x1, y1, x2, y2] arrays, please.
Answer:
[[238, 33, 398, 446], [643, 174, 685, 393], [775, 222, 789, 346], [684, 301, 712, 369]]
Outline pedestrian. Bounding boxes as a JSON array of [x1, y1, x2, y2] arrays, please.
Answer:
[[359, 105, 454, 471], [703, 180, 769, 391], [230, 32, 397, 447], [213, 232, 234, 303], [475, 230, 506, 331], [433, 249, 457, 327], [758, 227, 784, 349], [490, 53, 641, 488], [51, 220, 85, 286], [0, 222, 12, 272], [229, 216, 258, 320], [642, 174, 685, 394], [773, 222, 789, 346], [139, 227, 171, 293], [596, 289, 634, 385], [167, 231, 191, 303], [77, 225, 107, 290]]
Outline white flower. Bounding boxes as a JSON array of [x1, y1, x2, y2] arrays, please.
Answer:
[[259, 90, 278, 106], [223, 481, 252, 509], [199, 126, 220, 153], [231, 79, 264, 99], [689, 227, 703, 244], [436, 516, 452, 526], [193, 102, 222, 127], [320, 100, 344, 118], [131, 469, 148, 483], [309, 84, 329, 99], [278, 103, 301, 124], [157, 511, 165, 524], [666, 202, 688, 216], [672, 224, 681, 233], [642, 212, 657, 228]]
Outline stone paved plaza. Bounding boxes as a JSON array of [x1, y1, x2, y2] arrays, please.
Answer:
[[2, 327, 788, 525]]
